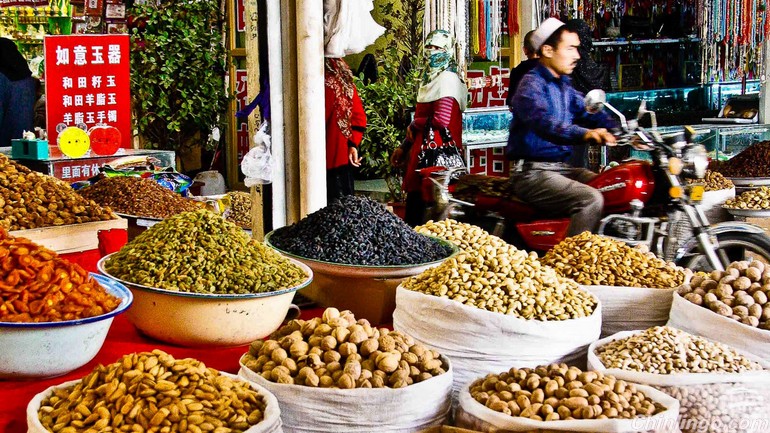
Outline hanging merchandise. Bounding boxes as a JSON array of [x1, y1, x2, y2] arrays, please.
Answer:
[[323, 0, 385, 57], [423, 0, 473, 79], [241, 121, 273, 187]]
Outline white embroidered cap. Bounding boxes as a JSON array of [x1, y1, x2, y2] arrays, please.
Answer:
[[531, 18, 566, 51]]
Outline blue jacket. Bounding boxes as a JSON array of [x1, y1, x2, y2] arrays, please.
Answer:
[[507, 63, 615, 162]]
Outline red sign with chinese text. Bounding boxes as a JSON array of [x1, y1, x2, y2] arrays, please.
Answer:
[[468, 66, 510, 108], [235, 69, 249, 164], [44, 35, 131, 151], [52, 160, 104, 182]]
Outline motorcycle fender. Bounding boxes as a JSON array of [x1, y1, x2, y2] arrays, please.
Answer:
[[515, 219, 570, 251], [674, 221, 765, 260]]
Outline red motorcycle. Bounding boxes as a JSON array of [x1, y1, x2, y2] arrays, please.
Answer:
[[426, 90, 770, 271]]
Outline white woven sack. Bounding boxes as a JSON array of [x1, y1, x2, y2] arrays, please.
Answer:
[[588, 330, 770, 433], [238, 356, 453, 433], [392, 286, 601, 399], [582, 285, 676, 338], [455, 380, 680, 433], [667, 291, 770, 361], [699, 188, 735, 223], [27, 373, 283, 433]]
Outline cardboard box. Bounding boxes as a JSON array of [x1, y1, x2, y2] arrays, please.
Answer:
[[9, 217, 127, 254]]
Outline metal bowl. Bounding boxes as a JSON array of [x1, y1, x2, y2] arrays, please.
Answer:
[[263, 230, 458, 278], [725, 177, 770, 187], [97, 254, 313, 347], [0, 274, 132, 379], [722, 207, 770, 218]]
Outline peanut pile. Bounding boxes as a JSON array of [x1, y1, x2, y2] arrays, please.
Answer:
[[594, 326, 763, 374], [470, 363, 666, 421], [242, 307, 447, 389], [680, 260, 770, 330], [38, 350, 269, 433], [406, 222, 596, 320], [0, 154, 114, 230], [78, 176, 204, 219], [542, 232, 687, 288]]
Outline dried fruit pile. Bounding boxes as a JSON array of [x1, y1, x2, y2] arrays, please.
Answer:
[[715, 141, 770, 177], [78, 176, 203, 219]]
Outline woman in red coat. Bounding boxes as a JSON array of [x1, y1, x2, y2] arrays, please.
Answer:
[[390, 30, 467, 226], [325, 58, 367, 202]]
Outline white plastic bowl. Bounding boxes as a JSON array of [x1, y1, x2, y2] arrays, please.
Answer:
[[0, 274, 132, 379], [97, 255, 313, 347]]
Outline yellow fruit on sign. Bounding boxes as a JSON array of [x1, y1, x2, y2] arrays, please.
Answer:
[[58, 127, 90, 158]]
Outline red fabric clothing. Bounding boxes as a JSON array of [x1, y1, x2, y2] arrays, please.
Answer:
[[325, 83, 366, 170], [403, 97, 463, 192]]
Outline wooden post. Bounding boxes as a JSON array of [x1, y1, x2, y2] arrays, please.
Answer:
[[760, 40, 770, 124], [244, 0, 264, 240], [282, 0, 301, 224]]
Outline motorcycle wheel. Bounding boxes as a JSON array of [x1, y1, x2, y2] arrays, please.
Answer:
[[676, 231, 770, 271]]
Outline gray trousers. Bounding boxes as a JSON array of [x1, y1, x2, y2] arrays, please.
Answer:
[[510, 167, 604, 236]]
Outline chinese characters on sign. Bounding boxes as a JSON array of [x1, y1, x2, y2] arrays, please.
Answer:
[[54, 161, 103, 182], [467, 66, 510, 108], [235, 69, 250, 164], [44, 35, 131, 152]]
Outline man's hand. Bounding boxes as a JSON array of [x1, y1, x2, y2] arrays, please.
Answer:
[[348, 147, 362, 167], [390, 147, 406, 168], [583, 128, 617, 146]]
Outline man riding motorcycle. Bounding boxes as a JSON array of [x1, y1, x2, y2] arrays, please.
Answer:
[[507, 18, 618, 236]]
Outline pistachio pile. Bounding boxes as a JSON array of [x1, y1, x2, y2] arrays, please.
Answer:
[[0, 154, 114, 230], [594, 326, 764, 374], [687, 170, 734, 191], [724, 186, 770, 210], [416, 219, 498, 253], [38, 350, 269, 433], [680, 260, 770, 330], [78, 176, 203, 219], [224, 191, 252, 229], [402, 227, 596, 320], [242, 307, 447, 389], [470, 363, 666, 421], [104, 209, 307, 294], [542, 232, 687, 288]]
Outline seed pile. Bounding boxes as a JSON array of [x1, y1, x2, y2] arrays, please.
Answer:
[[403, 227, 596, 320], [0, 154, 114, 231], [78, 176, 203, 219], [242, 307, 447, 389], [268, 195, 453, 266], [724, 186, 770, 209], [542, 232, 687, 288], [104, 210, 307, 294], [715, 141, 770, 177], [687, 170, 734, 191], [470, 363, 666, 421], [0, 228, 121, 322], [224, 191, 252, 229], [680, 260, 770, 330], [37, 350, 269, 433], [594, 326, 763, 374]]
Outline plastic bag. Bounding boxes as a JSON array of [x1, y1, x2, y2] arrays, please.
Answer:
[[238, 356, 453, 433], [192, 170, 226, 196], [581, 285, 677, 338], [455, 380, 681, 433], [588, 330, 770, 433], [241, 122, 273, 187], [667, 292, 770, 362], [392, 287, 602, 401]]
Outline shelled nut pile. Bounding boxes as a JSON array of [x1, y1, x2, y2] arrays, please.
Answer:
[[680, 260, 770, 330], [224, 191, 252, 228], [541, 232, 687, 288], [242, 307, 447, 389], [402, 226, 596, 320], [38, 350, 269, 432], [687, 170, 734, 191], [724, 186, 770, 209], [0, 154, 114, 230], [0, 228, 120, 322], [469, 363, 666, 421], [594, 326, 763, 374], [78, 176, 203, 219], [104, 209, 307, 294]]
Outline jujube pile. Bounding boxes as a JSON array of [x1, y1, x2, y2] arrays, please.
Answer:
[[268, 195, 453, 265], [37, 350, 269, 433], [104, 209, 307, 294], [714, 141, 770, 178], [78, 176, 203, 219]]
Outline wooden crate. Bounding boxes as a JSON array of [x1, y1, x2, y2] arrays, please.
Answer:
[[9, 217, 128, 254]]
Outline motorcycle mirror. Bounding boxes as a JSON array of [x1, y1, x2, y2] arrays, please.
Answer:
[[584, 89, 607, 114], [636, 101, 658, 130]]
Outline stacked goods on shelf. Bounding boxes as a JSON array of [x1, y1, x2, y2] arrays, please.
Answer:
[[542, 232, 689, 337], [99, 209, 310, 346], [77, 176, 204, 219], [588, 326, 770, 433], [397, 220, 600, 396], [454, 363, 679, 432], [668, 260, 770, 360], [239, 307, 452, 432], [27, 350, 283, 433]]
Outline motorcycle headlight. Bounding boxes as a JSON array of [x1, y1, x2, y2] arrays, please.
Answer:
[[682, 144, 709, 179]]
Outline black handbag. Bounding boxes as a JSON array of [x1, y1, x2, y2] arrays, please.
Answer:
[[415, 120, 467, 178]]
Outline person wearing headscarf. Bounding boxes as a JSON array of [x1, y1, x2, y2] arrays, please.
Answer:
[[0, 38, 35, 147], [390, 30, 467, 226], [324, 57, 367, 202]]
